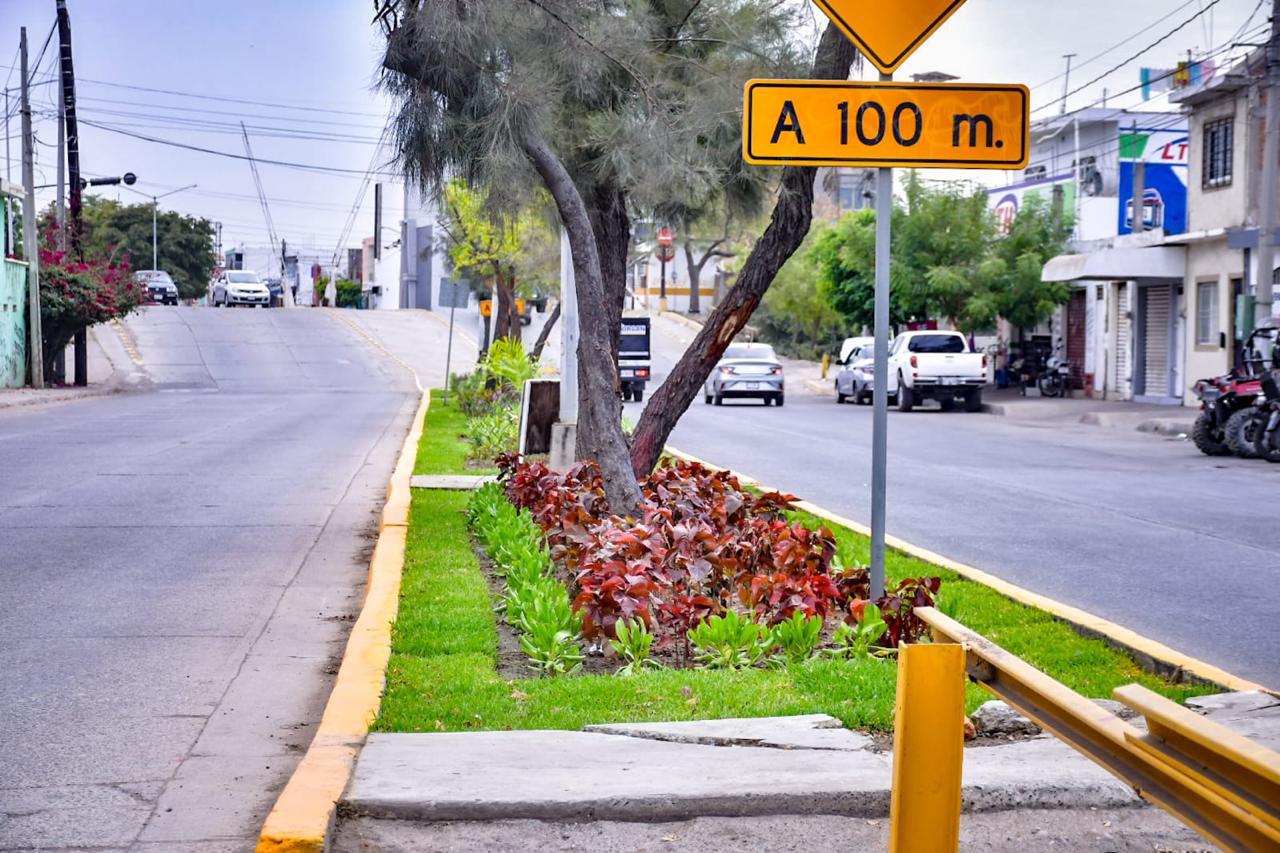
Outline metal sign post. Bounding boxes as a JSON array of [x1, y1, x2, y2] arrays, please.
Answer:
[[870, 71, 894, 601], [438, 277, 470, 404], [741, 0, 1027, 602]]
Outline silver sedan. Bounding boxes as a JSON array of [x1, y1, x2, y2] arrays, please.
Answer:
[[703, 343, 785, 407]]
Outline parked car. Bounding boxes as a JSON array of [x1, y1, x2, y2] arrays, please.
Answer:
[[703, 342, 785, 406], [838, 335, 875, 366], [135, 270, 178, 305], [887, 330, 987, 412], [211, 270, 271, 307], [834, 343, 878, 405]]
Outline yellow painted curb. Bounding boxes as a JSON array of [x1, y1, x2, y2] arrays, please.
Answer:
[[666, 446, 1272, 695], [255, 389, 430, 852]]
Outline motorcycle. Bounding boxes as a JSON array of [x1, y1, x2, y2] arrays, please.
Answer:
[[1036, 356, 1073, 398], [1191, 328, 1276, 457], [1250, 338, 1280, 463]]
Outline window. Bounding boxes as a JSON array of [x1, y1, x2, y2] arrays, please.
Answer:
[[907, 334, 967, 354], [1197, 281, 1219, 345], [1203, 118, 1234, 188]]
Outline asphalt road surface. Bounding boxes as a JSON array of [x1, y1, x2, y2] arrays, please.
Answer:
[[635, 316, 1280, 688], [0, 306, 417, 850]]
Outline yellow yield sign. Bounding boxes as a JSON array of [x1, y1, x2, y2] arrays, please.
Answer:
[[743, 80, 1029, 170], [812, 0, 969, 74]]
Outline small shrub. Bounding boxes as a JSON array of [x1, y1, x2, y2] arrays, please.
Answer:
[[826, 603, 890, 660], [610, 618, 660, 676], [877, 577, 941, 646], [484, 337, 539, 390], [769, 611, 824, 665], [465, 406, 519, 462], [688, 611, 770, 670], [451, 371, 495, 416]]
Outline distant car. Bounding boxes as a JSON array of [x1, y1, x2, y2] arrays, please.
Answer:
[[264, 277, 284, 301], [135, 270, 178, 306], [838, 335, 875, 366], [834, 343, 884, 405], [703, 342, 785, 407], [211, 270, 271, 308]]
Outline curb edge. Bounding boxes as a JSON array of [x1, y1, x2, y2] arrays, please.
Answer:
[[254, 370, 429, 850]]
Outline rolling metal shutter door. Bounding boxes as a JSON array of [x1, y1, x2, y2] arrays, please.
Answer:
[[1115, 284, 1129, 394], [1143, 285, 1171, 397]]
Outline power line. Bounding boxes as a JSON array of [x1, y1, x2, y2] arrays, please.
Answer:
[[1034, 0, 1226, 115], [77, 117, 401, 178]]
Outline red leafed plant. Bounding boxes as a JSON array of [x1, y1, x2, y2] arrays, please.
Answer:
[[495, 456, 925, 660], [876, 576, 942, 646]]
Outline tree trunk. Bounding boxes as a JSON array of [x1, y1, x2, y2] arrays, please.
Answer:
[[503, 266, 522, 343], [581, 179, 630, 461], [529, 300, 561, 362], [683, 241, 704, 314], [629, 24, 858, 476], [492, 265, 513, 342], [523, 131, 642, 515]]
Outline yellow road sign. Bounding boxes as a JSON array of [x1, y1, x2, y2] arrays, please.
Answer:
[[812, 0, 968, 74], [743, 80, 1029, 170]]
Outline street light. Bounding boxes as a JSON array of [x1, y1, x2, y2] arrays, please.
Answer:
[[121, 183, 197, 271]]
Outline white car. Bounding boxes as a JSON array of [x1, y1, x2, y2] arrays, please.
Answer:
[[887, 330, 987, 412], [703, 343, 785, 406], [834, 343, 880, 405], [211, 271, 271, 307], [838, 336, 875, 366]]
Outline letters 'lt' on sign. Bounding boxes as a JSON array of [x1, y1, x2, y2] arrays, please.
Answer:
[[743, 80, 1029, 170], [812, 0, 968, 74]]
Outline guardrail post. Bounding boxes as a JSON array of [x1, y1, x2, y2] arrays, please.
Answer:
[[890, 642, 966, 853]]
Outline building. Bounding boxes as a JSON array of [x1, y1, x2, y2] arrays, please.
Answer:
[[1, 181, 28, 388], [1166, 49, 1280, 396], [997, 107, 1190, 402]]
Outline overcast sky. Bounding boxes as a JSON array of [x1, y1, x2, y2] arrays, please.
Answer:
[[1, 0, 1269, 266]]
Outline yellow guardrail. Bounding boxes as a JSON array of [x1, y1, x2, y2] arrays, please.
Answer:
[[896, 607, 1280, 852]]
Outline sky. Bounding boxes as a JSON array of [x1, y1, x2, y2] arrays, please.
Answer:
[[1, 0, 1270, 268]]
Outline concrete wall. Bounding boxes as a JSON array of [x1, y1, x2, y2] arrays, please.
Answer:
[[0, 258, 26, 388], [1186, 89, 1251, 233], [1183, 237, 1242, 399]]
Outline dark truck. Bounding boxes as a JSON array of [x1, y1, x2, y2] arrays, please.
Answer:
[[618, 316, 651, 403]]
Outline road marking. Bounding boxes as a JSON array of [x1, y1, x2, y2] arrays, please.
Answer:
[[325, 309, 423, 393], [111, 318, 144, 366], [664, 445, 1271, 694]]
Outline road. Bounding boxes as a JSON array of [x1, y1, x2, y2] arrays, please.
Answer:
[[0, 306, 418, 850], [635, 315, 1280, 688]]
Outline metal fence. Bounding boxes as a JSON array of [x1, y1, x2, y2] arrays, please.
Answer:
[[889, 607, 1280, 852]]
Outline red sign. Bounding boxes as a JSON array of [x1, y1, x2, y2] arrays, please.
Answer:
[[656, 226, 674, 248], [657, 244, 675, 263]]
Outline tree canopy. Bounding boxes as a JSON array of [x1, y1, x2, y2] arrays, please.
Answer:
[[73, 196, 217, 300], [815, 174, 1071, 337]]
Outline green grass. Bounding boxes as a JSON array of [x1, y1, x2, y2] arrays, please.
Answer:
[[377, 392, 1214, 734], [415, 391, 499, 476]]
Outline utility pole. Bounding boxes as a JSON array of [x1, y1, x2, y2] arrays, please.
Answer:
[[1060, 54, 1077, 116], [19, 28, 44, 389], [56, 0, 87, 385], [56, 62, 65, 247], [4, 89, 12, 254], [1130, 122, 1146, 236], [1254, 0, 1280, 328]]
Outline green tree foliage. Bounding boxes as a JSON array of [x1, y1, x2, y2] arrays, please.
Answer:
[[70, 196, 217, 300], [756, 229, 849, 360], [817, 175, 1072, 338]]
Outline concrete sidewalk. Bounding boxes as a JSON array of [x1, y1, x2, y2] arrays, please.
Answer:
[[336, 693, 1278, 849], [0, 320, 144, 411], [980, 387, 1198, 435]]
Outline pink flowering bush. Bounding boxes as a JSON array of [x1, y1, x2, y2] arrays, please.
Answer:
[[39, 223, 143, 381]]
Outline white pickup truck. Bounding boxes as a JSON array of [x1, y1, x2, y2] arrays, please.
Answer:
[[886, 331, 987, 412]]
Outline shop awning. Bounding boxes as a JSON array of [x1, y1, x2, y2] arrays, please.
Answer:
[[1042, 245, 1185, 283]]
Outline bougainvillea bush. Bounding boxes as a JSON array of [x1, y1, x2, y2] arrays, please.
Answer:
[[38, 223, 144, 381], [496, 454, 940, 668]]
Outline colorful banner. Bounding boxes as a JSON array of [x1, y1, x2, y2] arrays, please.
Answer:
[[1140, 59, 1216, 100]]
